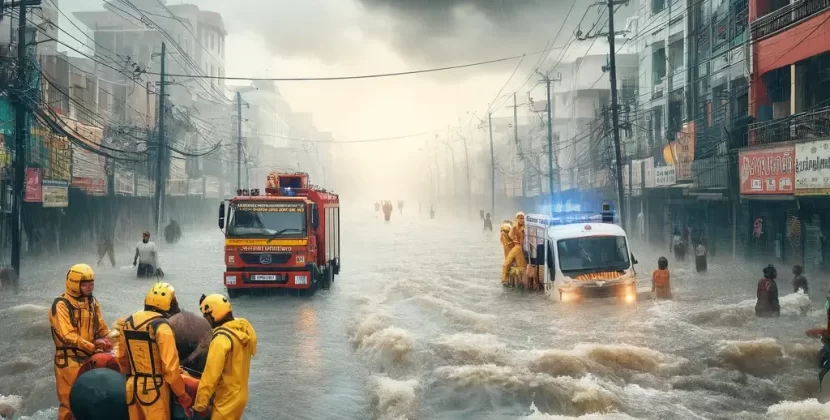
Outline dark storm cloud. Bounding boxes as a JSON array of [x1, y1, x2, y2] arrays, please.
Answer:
[[207, 0, 633, 69]]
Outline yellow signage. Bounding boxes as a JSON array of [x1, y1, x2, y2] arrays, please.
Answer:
[[225, 239, 308, 246]]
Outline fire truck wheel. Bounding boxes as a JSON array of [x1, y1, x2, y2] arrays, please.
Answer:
[[321, 267, 333, 290]]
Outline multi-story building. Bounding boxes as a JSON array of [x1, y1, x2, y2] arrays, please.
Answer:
[[74, 0, 228, 123], [545, 38, 637, 210], [741, 0, 830, 269]]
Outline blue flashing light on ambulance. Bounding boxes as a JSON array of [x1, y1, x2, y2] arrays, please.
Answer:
[[524, 203, 639, 303]]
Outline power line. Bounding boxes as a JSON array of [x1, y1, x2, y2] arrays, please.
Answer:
[[142, 51, 548, 81]]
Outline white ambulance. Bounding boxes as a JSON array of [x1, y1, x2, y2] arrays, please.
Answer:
[[524, 209, 638, 303]]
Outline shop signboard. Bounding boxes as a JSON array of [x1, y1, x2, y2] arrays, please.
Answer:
[[795, 140, 830, 195], [43, 130, 71, 181], [71, 177, 107, 195], [42, 180, 69, 207], [188, 178, 204, 195], [135, 175, 154, 197], [24, 168, 42, 202], [68, 120, 107, 195], [644, 157, 655, 188], [622, 164, 630, 195], [739, 145, 794, 195], [115, 169, 135, 196], [631, 160, 643, 196], [167, 179, 187, 196], [655, 165, 677, 186], [205, 176, 220, 198]]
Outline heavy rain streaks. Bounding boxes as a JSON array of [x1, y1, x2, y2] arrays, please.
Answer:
[[0, 207, 829, 420]]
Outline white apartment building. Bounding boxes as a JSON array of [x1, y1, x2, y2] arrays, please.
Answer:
[[634, 0, 689, 151], [543, 38, 638, 192], [74, 0, 228, 126]]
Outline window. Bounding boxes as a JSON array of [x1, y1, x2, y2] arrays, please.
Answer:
[[652, 0, 666, 14], [226, 201, 306, 238], [556, 236, 630, 274], [668, 39, 683, 73], [652, 46, 666, 83]]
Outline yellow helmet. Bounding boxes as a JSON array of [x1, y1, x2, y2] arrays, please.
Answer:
[[199, 294, 232, 323], [66, 263, 94, 296], [144, 282, 177, 312], [500, 223, 512, 233]]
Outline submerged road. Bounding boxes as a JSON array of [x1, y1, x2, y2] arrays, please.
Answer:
[[1, 207, 829, 419]]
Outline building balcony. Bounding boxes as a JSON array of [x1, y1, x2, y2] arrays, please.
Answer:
[[692, 156, 729, 189], [751, 0, 830, 40], [748, 105, 830, 145]]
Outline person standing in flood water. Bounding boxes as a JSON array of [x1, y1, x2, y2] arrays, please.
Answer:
[[756, 264, 781, 317], [652, 257, 672, 300], [694, 240, 707, 273], [792, 265, 809, 294]]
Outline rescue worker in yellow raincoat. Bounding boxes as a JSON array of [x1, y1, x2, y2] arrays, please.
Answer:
[[115, 283, 193, 420], [49, 263, 112, 420], [499, 222, 515, 286], [501, 212, 528, 285], [194, 294, 257, 420]]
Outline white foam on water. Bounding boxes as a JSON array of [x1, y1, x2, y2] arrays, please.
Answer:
[[765, 398, 830, 419], [432, 333, 511, 366], [359, 327, 415, 367], [371, 375, 419, 420]]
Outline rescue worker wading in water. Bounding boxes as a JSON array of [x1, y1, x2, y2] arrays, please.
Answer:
[[49, 263, 112, 420], [116, 282, 193, 420], [502, 212, 528, 286], [194, 294, 258, 420]]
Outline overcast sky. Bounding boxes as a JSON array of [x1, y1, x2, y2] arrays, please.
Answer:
[[58, 0, 631, 197]]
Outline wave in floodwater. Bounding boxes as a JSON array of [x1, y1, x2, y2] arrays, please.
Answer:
[[349, 226, 828, 420]]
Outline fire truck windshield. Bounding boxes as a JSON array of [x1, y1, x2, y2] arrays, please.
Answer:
[[227, 201, 307, 238]]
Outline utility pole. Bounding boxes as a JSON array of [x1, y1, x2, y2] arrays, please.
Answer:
[[236, 91, 242, 191], [154, 42, 167, 238], [488, 112, 495, 217], [606, 0, 626, 230], [511, 93, 523, 197], [537, 71, 561, 210], [458, 133, 472, 217], [11, 0, 34, 277], [575, 0, 628, 228]]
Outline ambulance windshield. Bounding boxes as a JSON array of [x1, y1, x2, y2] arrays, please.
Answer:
[[556, 236, 630, 274]]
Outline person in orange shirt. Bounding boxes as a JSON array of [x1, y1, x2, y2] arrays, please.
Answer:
[[652, 257, 672, 300]]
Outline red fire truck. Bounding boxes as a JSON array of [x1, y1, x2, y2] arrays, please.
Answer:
[[218, 172, 340, 296]]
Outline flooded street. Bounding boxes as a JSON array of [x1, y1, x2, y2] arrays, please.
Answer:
[[2, 208, 829, 419]]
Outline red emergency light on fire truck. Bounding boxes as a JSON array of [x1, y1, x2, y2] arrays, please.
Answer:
[[218, 172, 340, 296]]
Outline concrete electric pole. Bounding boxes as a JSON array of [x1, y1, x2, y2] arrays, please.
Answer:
[[154, 42, 167, 238]]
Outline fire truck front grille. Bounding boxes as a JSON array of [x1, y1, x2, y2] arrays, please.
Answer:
[[239, 253, 292, 265]]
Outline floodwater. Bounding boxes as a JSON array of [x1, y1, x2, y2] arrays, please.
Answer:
[[2, 206, 830, 420]]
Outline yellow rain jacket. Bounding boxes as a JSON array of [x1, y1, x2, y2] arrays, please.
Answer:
[[115, 310, 187, 420], [49, 292, 109, 420], [194, 318, 257, 420], [499, 223, 514, 257], [502, 214, 528, 282]]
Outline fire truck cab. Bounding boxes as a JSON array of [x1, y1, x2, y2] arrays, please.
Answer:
[[218, 172, 340, 296]]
